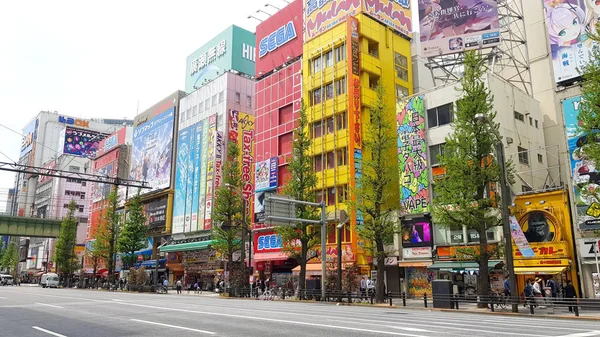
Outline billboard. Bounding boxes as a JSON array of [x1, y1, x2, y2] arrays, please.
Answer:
[[97, 127, 128, 157], [401, 216, 433, 247], [304, 0, 413, 42], [256, 0, 303, 76], [543, 0, 599, 84], [397, 95, 429, 214], [130, 107, 175, 194], [563, 96, 600, 230], [255, 157, 279, 192], [21, 118, 39, 158], [185, 26, 256, 93], [62, 127, 107, 158], [146, 197, 168, 234], [92, 162, 115, 202], [204, 116, 218, 230], [418, 0, 501, 57], [228, 110, 255, 212], [347, 17, 363, 224], [38, 160, 55, 184], [254, 231, 284, 253]]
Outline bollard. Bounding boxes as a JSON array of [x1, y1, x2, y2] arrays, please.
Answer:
[[530, 304, 534, 315], [348, 292, 352, 303], [424, 293, 428, 308], [490, 299, 495, 312], [389, 293, 393, 307], [574, 302, 580, 317], [455, 294, 459, 310], [402, 292, 407, 307]]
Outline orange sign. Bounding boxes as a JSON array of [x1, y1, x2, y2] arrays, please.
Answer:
[[513, 242, 568, 258], [437, 244, 498, 261]]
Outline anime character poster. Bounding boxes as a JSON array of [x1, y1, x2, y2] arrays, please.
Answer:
[[418, 0, 501, 57], [543, 0, 600, 84]]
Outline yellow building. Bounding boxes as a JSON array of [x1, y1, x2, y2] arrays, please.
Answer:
[[302, 10, 413, 273]]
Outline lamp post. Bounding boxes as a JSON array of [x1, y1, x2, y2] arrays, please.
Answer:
[[336, 223, 343, 292]]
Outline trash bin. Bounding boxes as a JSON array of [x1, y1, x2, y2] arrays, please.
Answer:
[[432, 279, 454, 309]]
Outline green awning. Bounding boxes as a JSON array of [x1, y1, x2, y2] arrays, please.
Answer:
[[428, 260, 503, 272], [159, 240, 214, 253]]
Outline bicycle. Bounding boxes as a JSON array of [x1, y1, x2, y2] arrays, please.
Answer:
[[488, 292, 507, 310], [260, 288, 274, 301]]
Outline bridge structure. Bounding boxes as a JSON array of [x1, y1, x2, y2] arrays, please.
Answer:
[[0, 213, 63, 238]]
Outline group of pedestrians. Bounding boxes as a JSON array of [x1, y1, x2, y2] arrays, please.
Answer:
[[522, 277, 577, 311], [359, 276, 376, 299]]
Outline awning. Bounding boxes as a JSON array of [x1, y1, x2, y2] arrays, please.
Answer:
[[292, 263, 347, 276], [428, 260, 504, 272], [252, 252, 290, 262], [141, 258, 167, 268], [514, 266, 566, 275], [159, 240, 214, 253], [398, 261, 433, 268]]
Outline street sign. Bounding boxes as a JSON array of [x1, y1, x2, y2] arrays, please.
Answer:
[[249, 275, 254, 283], [264, 193, 297, 226]]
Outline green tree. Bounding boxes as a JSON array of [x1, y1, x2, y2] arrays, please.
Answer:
[[1, 241, 18, 276], [577, 23, 600, 236], [118, 193, 147, 269], [94, 189, 121, 285], [350, 84, 399, 303], [275, 99, 320, 294], [54, 200, 80, 287], [212, 141, 244, 286], [0, 237, 5, 263], [432, 51, 510, 307]]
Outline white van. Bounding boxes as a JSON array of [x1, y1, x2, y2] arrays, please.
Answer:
[[40, 273, 59, 288], [0, 274, 14, 286]]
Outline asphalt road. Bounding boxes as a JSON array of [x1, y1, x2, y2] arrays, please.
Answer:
[[1, 286, 599, 337]]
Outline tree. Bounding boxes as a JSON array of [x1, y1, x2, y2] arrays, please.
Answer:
[[350, 84, 399, 303], [432, 51, 510, 307], [94, 189, 121, 284], [54, 200, 80, 287], [577, 22, 600, 236], [276, 99, 320, 294], [1, 241, 18, 276], [118, 193, 147, 269], [212, 141, 244, 286], [0, 237, 5, 264]]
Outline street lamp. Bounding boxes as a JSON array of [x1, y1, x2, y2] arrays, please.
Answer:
[[474, 113, 518, 313], [265, 3, 281, 10], [247, 15, 263, 22], [336, 223, 344, 292]]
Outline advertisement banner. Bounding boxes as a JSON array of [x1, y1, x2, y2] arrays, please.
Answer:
[[407, 267, 434, 297], [228, 110, 255, 217], [97, 127, 128, 157], [562, 96, 600, 230], [401, 217, 432, 248], [146, 197, 168, 233], [397, 95, 429, 214], [254, 231, 284, 253], [38, 160, 55, 184], [204, 122, 217, 231], [577, 238, 600, 258], [402, 247, 433, 259], [21, 119, 38, 158], [63, 127, 107, 158], [418, 0, 501, 57], [509, 215, 536, 258], [543, 0, 599, 84], [92, 162, 115, 203], [256, 0, 303, 75], [361, 0, 412, 37], [214, 130, 224, 191], [255, 157, 279, 192], [130, 107, 175, 194], [197, 118, 210, 231], [254, 191, 267, 224]]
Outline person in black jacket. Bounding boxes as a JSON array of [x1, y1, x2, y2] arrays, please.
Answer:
[[564, 280, 577, 312]]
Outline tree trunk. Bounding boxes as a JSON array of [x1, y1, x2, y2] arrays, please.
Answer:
[[298, 242, 308, 298], [376, 239, 386, 303], [240, 227, 247, 287], [477, 230, 491, 308]]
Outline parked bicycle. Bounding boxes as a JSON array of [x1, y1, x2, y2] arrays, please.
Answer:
[[488, 292, 507, 310]]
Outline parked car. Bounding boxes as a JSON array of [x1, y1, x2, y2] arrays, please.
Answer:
[[0, 274, 14, 286], [40, 273, 59, 288]]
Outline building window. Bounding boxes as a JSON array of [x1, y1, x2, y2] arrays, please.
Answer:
[[336, 111, 347, 130], [192, 106, 198, 117], [450, 230, 464, 244], [314, 155, 323, 172], [80, 193, 86, 200], [324, 50, 333, 68], [369, 74, 379, 90], [198, 101, 204, 112], [538, 153, 543, 163], [327, 187, 336, 206], [430, 143, 445, 166], [79, 206, 84, 212], [212, 94, 217, 106], [394, 52, 409, 81], [81, 181, 86, 187], [535, 119, 539, 128], [246, 95, 252, 107], [69, 166, 80, 172], [396, 84, 409, 100], [327, 224, 336, 244], [218, 91, 224, 103], [518, 146, 529, 165], [325, 82, 334, 100], [204, 98, 210, 110], [316, 190, 324, 203], [335, 77, 346, 95], [514, 111, 524, 122], [326, 117, 334, 134], [235, 92, 241, 104], [427, 103, 453, 128], [335, 43, 346, 62], [311, 120, 323, 138], [336, 147, 348, 166], [311, 88, 323, 106], [367, 40, 379, 58], [337, 185, 347, 203], [65, 190, 70, 196], [529, 116, 533, 125], [311, 56, 322, 73], [327, 151, 335, 169]]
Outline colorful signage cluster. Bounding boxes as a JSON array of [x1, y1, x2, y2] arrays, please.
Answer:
[[401, 217, 432, 248], [130, 107, 175, 194], [92, 162, 115, 202], [63, 127, 106, 158], [255, 157, 278, 192], [418, 0, 500, 57], [396, 95, 429, 214], [562, 96, 600, 230], [229, 110, 255, 214], [543, 0, 599, 84], [509, 215, 535, 258], [304, 0, 412, 41]]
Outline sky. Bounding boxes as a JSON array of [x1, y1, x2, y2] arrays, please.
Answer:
[[0, 1, 420, 192]]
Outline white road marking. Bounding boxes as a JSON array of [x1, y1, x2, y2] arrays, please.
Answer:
[[117, 302, 427, 336], [386, 326, 430, 332], [35, 302, 64, 309], [130, 319, 215, 334], [32, 326, 67, 337], [556, 332, 600, 337], [0, 296, 6, 299]]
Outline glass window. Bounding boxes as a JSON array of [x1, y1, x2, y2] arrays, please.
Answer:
[[514, 111, 524, 122], [535, 119, 539, 128], [312, 56, 322, 73], [518, 146, 529, 165], [337, 185, 347, 203], [212, 94, 217, 106], [427, 103, 453, 128], [395, 84, 408, 99], [312, 88, 322, 105], [327, 224, 336, 244], [316, 190, 324, 203], [326, 117, 334, 134], [336, 148, 347, 166], [246, 95, 252, 107], [235, 92, 241, 104], [324, 50, 333, 68], [368, 40, 379, 58], [327, 151, 335, 169], [204, 98, 210, 110], [198, 101, 204, 112], [336, 77, 346, 95], [192, 106, 198, 117], [325, 82, 334, 100], [430, 143, 445, 166], [312, 120, 323, 138], [314, 155, 323, 172], [335, 43, 346, 62], [538, 154, 543, 163], [394, 52, 409, 81], [450, 230, 464, 244], [327, 187, 336, 206], [218, 91, 224, 103], [336, 111, 347, 130]]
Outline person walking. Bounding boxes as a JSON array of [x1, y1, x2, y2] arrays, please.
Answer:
[[564, 280, 577, 312], [162, 278, 169, 294], [176, 279, 183, 294], [523, 278, 534, 307], [503, 277, 511, 297], [546, 276, 558, 298], [367, 277, 375, 298], [533, 277, 546, 308], [360, 276, 367, 300]]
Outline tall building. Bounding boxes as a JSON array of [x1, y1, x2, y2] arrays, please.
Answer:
[[302, 1, 413, 281], [251, 0, 303, 281]]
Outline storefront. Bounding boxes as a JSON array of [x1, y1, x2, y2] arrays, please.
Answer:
[[577, 238, 600, 298], [398, 216, 434, 296], [160, 238, 222, 290]]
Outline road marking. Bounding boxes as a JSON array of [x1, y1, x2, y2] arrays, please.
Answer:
[[386, 326, 430, 332], [117, 302, 427, 336], [35, 302, 64, 309], [556, 332, 600, 337], [0, 296, 6, 299], [130, 319, 215, 334], [32, 326, 67, 337]]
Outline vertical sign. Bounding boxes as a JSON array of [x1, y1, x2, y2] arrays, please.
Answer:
[[229, 110, 256, 218], [197, 119, 210, 231], [204, 115, 217, 230], [396, 95, 429, 214], [347, 17, 362, 223], [509, 215, 535, 258]]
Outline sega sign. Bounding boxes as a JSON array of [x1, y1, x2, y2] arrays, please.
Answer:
[[59, 116, 89, 128], [256, 234, 283, 252], [259, 21, 297, 58]]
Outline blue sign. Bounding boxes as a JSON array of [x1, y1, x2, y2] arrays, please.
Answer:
[[255, 157, 278, 192], [259, 21, 297, 58], [257, 234, 283, 251]]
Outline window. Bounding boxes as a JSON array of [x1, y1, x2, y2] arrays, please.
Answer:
[[326, 117, 334, 134], [312, 120, 323, 138], [396, 84, 409, 99], [279, 104, 294, 125], [325, 82, 334, 100], [529, 116, 533, 125], [198, 101, 204, 112], [535, 119, 539, 128], [192, 106, 198, 117], [204, 98, 210, 110], [336, 148, 348, 166], [514, 111, 524, 122], [311, 56, 322, 73], [324, 50, 333, 68], [327, 187, 336, 206], [335, 77, 346, 95], [80, 192, 86, 200], [327, 224, 337, 244], [316, 190, 324, 203], [246, 95, 252, 107], [394, 52, 409, 81], [538, 153, 543, 163], [518, 146, 529, 165], [314, 155, 323, 172], [522, 185, 533, 192], [79, 206, 84, 212], [311, 88, 322, 105], [430, 143, 445, 166], [427, 103, 453, 128], [65, 190, 70, 196], [369, 74, 379, 90], [212, 94, 217, 106], [336, 112, 347, 130], [235, 92, 241, 104], [327, 151, 335, 169], [450, 230, 464, 244], [337, 185, 347, 203], [81, 182, 86, 187], [218, 91, 224, 103], [367, 40, 379, 58], [335, 43, 346, 62]]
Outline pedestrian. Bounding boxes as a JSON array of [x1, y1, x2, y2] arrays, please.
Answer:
[[367, 277, 375, 298], [503, 277, 511, 297], [199, 279, 204, 294], [194, 281, 199, 294], [523, 278, 534, 307], [259, 278, 265, 295], [564, 280, 577, 312], [533, 277, 546, 308], [162, 278, 169, 293], [546, 276, 558, 298], [176, 279, 183, 294], [360, 276, 367, 300]]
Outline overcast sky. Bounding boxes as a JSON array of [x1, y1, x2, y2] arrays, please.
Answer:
[[0, 1, 420, 193]]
